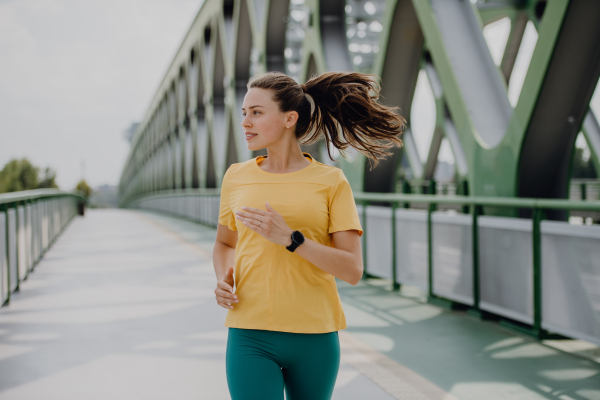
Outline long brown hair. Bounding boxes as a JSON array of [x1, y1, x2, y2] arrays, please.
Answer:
[[247, 71, 405, 168]]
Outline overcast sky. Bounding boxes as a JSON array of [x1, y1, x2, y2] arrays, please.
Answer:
[[0, 0, 204, 190]]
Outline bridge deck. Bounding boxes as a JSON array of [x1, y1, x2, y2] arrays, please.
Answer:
[[0, 210, 598, 400]]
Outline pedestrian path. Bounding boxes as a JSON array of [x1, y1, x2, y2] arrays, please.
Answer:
[[0, 209, 392, 399], [0, 209, 598, 400]]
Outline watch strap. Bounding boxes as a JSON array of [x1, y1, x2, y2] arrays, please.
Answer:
[[286, 230, 304, 252]]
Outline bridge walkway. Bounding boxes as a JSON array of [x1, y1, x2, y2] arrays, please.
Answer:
[[0, 209, 598, 400]]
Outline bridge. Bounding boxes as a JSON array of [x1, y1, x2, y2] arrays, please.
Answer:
[[2, 0, 600, 398]]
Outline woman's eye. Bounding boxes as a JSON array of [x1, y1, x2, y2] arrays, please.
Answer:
[[254, 111, 260, 115]]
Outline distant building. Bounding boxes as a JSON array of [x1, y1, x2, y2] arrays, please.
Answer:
[[89, 184, 119, 208]]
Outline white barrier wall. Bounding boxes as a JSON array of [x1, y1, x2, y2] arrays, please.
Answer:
[[7, 209, 17, 293], [431, 212, 473, 306], [541, 221, 600, 346], [395, 209, 429, 291], [26, 204, 34, 273], [479, 216, 533, 324], [17, 206, 28, 281], [365, 205, 393, 280], [362, 206, 430, 289], [132, 194, 221, 227], [41, 201, 49, 250]]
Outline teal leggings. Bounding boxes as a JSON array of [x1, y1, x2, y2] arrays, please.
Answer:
[[226, 328, 340, 400]]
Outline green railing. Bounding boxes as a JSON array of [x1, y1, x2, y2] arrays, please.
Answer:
[[1, 189, 85, 306], [123, 188, 221, 208], [354, 192, 600, 339]]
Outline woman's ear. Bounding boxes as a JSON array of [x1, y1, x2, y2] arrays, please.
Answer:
[[286, 111, 299, 128]]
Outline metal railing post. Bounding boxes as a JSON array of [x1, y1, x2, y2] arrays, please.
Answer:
[[469, 204, 482, 318], [361, 199, 369, 279], [532, 207, 544, 338], [391, 201, 400, 291], [402, 181, 411, 209], [427, 202, 437, 299], [2, 203, 9, 305], [14, 201, 20, 291]]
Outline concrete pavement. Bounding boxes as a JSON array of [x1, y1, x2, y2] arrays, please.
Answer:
[[1, 209, 598, 400]]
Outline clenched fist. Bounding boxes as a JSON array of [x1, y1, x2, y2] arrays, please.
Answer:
[[214, 266, 238, 309]]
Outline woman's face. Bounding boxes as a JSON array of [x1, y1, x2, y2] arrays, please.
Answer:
[[241, 87, 296, 151]]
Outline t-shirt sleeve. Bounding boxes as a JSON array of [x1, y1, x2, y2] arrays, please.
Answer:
[[328, 170, 363, 237], [218, 169, 237, 231]]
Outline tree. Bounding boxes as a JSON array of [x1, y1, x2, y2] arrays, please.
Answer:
[[75, 179, 92, 199], [38, 167, 58, 189], [0, 159, 40, 193], [0, 159, 60, 194]]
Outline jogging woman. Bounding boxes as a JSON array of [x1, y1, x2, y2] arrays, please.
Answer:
[[213, 71, 404, 400]]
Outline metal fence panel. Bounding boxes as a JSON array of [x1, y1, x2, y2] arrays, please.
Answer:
[[25, 204, 33, 271], [365, 206, 393, 279], [431, 212, 473, 306], [541, 221, 600, 346], [479, 216, 533, 324], [41, 200, 49, 251], [7, 209, 18, 292], [395, 209, 429, 291], [17, 206, 28, 281]]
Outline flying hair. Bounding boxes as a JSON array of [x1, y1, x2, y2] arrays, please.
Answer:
[[247, 71, 405, 169]]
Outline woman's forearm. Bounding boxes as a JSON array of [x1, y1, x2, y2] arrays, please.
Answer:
[[213, 241, 236, 281], [294, 238, 362, 285]]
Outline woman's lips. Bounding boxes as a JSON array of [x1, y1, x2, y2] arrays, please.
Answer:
[[245, 134, 257, 140]]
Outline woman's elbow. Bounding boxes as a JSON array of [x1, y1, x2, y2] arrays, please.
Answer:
[[349, 262, 363, 285]]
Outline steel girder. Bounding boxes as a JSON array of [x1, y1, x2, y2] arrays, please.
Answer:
[[119, 0, 600, 219]]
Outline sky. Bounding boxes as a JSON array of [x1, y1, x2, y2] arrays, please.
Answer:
[[0, 0, 204, 190]]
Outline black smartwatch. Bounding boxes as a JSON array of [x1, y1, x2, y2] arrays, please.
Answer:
[[286, 230, 305, 252]]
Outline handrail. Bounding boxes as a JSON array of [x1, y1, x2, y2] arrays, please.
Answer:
[[123, 188, 221, 207], [125, 189, 600, 211], [352, 192, 600, 211], [0, 189, 86, 206]]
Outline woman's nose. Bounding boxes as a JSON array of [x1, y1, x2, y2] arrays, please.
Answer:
[[241, 115, 251, 128]]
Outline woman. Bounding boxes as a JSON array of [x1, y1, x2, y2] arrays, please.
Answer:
[[213, 71, 404, 400]]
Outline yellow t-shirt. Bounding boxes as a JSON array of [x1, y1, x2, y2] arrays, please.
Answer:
[[218, 152, 363, 333]]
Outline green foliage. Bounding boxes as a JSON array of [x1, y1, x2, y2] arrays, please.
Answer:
[[38, 167, 58, 189], [0, 158, 40, 193], [0, 158, 59, 194], [572, 147, 597, 179], [75, 179, 92, 199]]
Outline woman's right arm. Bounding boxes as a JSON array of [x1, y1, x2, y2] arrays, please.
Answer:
[[213, 223, 239, 309]]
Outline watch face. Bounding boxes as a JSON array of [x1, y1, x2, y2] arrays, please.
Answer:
[[292, 230, 304, 244]]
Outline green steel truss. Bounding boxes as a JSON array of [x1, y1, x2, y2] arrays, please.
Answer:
[[119, 0, 600, 218]]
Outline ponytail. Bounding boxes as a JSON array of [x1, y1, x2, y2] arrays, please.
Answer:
[[248, 71, 405, 168]]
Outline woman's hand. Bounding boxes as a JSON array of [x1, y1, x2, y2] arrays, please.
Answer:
[[235, 202, 294, 247], [214, 267, 238, 309]]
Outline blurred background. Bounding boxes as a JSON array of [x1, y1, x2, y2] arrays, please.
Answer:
[[0, 0, 205, 207], [5, 0, 597, 209]]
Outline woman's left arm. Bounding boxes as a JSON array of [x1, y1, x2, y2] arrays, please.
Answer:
[[235, 202, 363, 285]]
